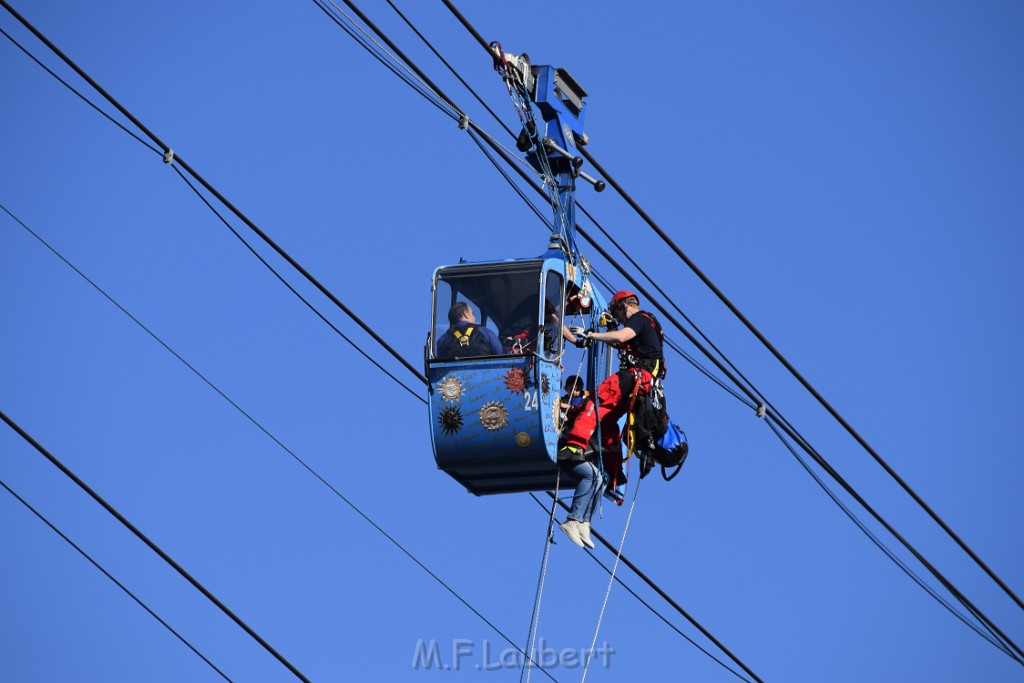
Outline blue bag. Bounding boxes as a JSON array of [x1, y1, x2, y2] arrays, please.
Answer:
[[653, 421, 688, 481]]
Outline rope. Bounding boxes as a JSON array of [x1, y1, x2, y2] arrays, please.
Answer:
[[521, 468, 561, 683], [580, 475, 641, 683]]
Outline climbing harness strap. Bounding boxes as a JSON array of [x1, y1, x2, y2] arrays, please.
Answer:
[[453, 326, 474, 347], [619, 312, 666, 378], [623, 367, 655, 461]]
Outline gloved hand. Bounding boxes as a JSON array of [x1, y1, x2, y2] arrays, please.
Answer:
[[570, 326, 593, 348]]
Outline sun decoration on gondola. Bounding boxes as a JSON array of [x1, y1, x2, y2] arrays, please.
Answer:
[[437, 375, 464, 403], [439, 407, 463, 436], [504, 368, 527, 394], [479, 401, 509, 431]]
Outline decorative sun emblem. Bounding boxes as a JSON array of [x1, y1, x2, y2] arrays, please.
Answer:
[[439, 407, 463, 436], [553, 400, 561, 430], [505, 368, 527, 394], [540, 375, 551, 394], [437, 375, 463, 403], [479, 401, 509, 431]]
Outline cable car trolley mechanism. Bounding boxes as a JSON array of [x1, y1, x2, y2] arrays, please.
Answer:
[[426, 51, 614, 495]]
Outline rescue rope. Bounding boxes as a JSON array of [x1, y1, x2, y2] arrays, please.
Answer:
[[521, 468, 561, 683], [589, 327, 606, 517], [580, 476, 641, 683]]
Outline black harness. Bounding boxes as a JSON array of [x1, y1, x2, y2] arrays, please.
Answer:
[[619, 311, 666, 378], [438, 324, 491, 357]]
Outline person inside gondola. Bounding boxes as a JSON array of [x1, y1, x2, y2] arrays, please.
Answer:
[[546, 299, 579, 351], [501, 295, 541, 354], [503, 294, 578, 355], [435, 302, 504, 358]]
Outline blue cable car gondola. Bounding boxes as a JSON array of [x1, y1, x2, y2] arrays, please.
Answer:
[[426, 55, 616, 495]]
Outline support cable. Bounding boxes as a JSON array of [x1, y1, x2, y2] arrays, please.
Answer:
[[0, 0, 426, 387], [436, 0, 1023, 616], [311, 0, 456, 121], [296, 10, 771, 668], [431, 22, 1024, 654], [379, 18, 758, 415], [464, 128, 554, 229], [759, 421, 1015, 658], [581, 228, 1022, 660], [762, 410, 1024, 662], [1, 11, 556, 671], [436, 0, 809, 423], [0, 410, 314, 683], [467, 110, 1024, 664], [471, 131, 770, 414], [10, 0, 1014, 668], [0, 2, 169, 158], [316, 0, 459, 114], [434, 0, 802, 425], [578, 201, 763, 406], [584, 239, 1013, 660], [438, 0, 492, 55], [586, 268, 756, 410], [0, 25, 158, 154], [0, 478, 235, 682], [312, 0, 564, 239], [383, 0, 516, 139], [4, 3, 744, 677], [0, 206, 561, 681], [544, 492, 765, 683], [165, 172, 423, 401], [309, 0, 1024, 664], [579, 144, 1024, 616], [325, 0, 582, 270], [436, 0, 811, 458], [316, 0, 536, 183], [527, 496, 753, 683]]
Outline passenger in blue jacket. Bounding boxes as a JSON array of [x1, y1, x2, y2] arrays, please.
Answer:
[[435, 302, 504, 358]]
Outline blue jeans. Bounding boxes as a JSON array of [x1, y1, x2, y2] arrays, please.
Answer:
[[562, 461, 607, 523]]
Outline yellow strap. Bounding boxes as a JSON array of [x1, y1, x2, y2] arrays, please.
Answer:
[[623, 363, 659, 461], [454, 327, 474, 347], [624, 370, 645, 462], [625, 411, 636, 461]]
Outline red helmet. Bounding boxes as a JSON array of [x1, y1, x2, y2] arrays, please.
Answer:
[[610, 290, 639, 307]]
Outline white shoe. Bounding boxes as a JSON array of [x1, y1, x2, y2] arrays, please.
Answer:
[[578, 521, 595, 549], [559, 520, 585, 548]]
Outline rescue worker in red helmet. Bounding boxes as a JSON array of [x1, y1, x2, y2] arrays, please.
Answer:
[[556, 290, 665, 549]]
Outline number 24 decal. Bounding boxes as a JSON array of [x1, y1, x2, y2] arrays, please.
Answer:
[[523, 390, 539, 411]]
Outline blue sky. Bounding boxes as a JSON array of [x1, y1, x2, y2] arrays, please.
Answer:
[[2, 2, 1022, 681]]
